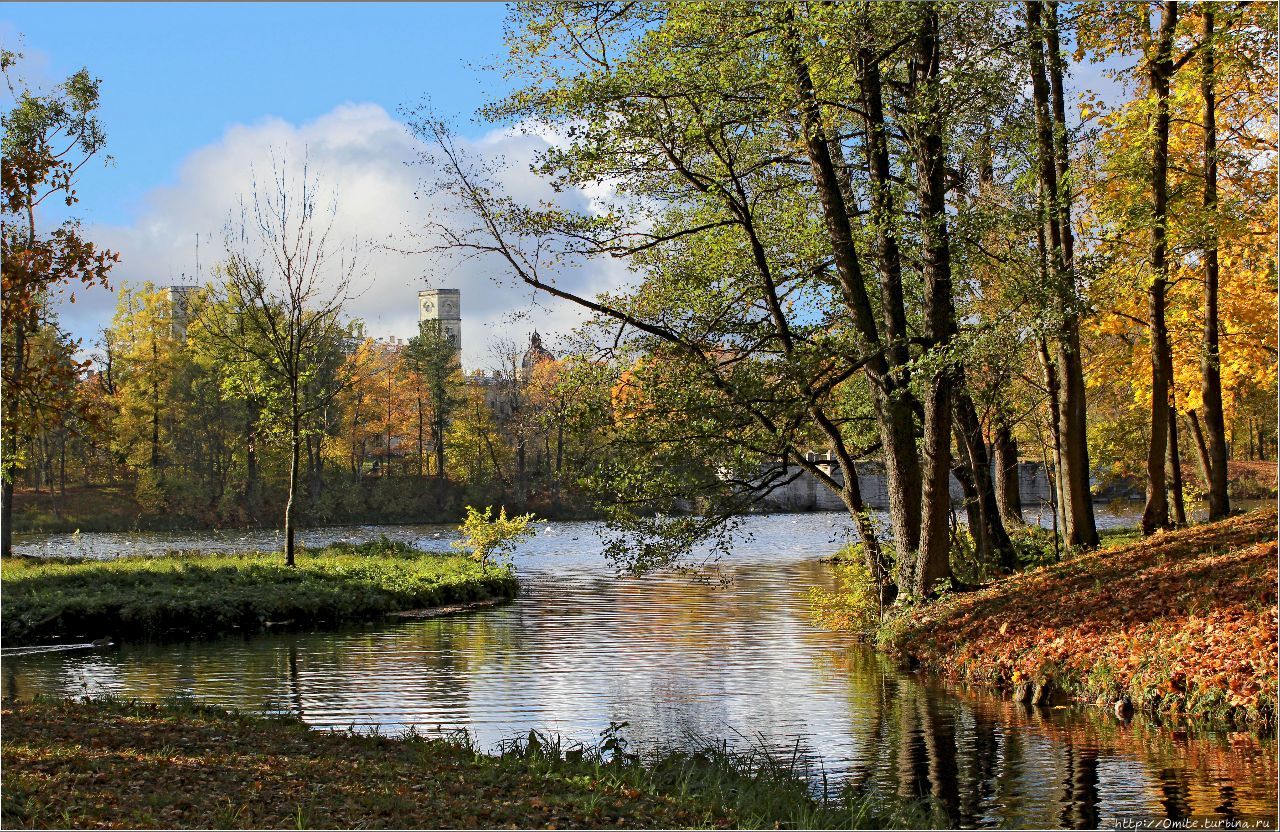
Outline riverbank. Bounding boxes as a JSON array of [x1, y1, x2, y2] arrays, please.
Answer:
[[10, 483, 602, 534], [880, 509, 1278, 728], [1, 540, 518, 646], [1, 697, 914, 829]]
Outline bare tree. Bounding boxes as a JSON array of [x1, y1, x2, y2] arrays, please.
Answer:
[[488, 335, 537, 494], [203, 155, 360, 566]]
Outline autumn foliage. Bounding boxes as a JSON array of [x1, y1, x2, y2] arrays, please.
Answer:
[[883, 509, 1278, 728]]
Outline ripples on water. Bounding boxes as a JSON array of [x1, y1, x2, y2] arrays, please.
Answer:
[[6, 512, 1276, 828]]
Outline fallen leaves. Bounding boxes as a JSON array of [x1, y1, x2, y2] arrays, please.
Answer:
[[886, 510, 1278, 727], [0, 699, 731, 830]]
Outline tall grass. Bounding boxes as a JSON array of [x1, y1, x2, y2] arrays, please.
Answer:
[[1, 538, 517, 645], [481, 723, 939, 828]]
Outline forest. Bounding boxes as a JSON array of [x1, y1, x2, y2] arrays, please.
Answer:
[[3, 1, 1276, 593]]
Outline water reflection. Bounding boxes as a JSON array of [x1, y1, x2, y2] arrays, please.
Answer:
[[4, 514, 1276, 828]]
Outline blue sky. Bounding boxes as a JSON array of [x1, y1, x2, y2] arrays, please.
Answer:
[[1, 3, 619, 364], [2, 2, 514, 226], [1, 3, 1130, 366]]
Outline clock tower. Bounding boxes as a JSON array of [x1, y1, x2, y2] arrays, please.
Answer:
[[418, 288, 462, 358]]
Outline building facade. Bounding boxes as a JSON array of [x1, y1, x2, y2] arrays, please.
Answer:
[[418, 288, 462, 357]]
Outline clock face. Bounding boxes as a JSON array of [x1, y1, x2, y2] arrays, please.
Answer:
[[443, 301, 456, 315], [422, 300, 435, 314]]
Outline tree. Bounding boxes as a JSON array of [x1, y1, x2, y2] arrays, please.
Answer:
[[452, 505, 535, 568], [1197, 5, 1228, 520], [1024, 0, 1098, 548], [204, 158, 359, 566], [403, 319, 463, 484], [1, 52, 117, 556], [410, 2, 1029, 596], [108, 283, 183, 476], [1078, 0, 1276, 520]]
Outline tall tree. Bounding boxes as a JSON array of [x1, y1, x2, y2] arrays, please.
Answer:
[[906, 4, 958, 596], [1, 54, 116, 556], [1025, 0, 1099, 548], [108, 283, 183, 476], [205, 159, 359, 566], [1141, 1, 1179, 535], [1198, 5, 1229, 520], [403, 319, 463, 485]]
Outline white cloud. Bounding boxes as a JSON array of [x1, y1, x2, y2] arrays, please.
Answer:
[[59, 102, 633, 369]]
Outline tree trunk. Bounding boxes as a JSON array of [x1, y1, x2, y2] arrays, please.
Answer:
[[911, 5, 956, 597], [951, 431, 987, 560], [434, 403, 447, 483], [954, 391, 1017, 571], [1, 312, 27, 557], [1037, 334, 1068, 535], [285, 408, 300, 568], [417, 391, 426, 478], [1142, 1, 1178, 535], [1167, 405, 1187, 527], [1027, 0, 1098, 549], [150, 388, 161, 470], [855, 42, 923, 564], [0, 464, 13, 558], [992, 420, 1024, 525], [1199, 6, 1230, 520], [1046, 2, 1097, 549], [1187, 409, 1213, 492], [244, 407, 261, 518]]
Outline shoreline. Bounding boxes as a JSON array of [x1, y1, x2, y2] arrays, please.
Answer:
[[1, 541, 519, 647], [0, 697, 908, 830], [877, 509, 1278, 731]]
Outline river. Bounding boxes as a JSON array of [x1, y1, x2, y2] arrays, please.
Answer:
[[5, 512, 1276, 827]]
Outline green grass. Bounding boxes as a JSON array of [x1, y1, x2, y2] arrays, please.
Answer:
[[1, 697, 926, 829], [1, 538, 517, 646]]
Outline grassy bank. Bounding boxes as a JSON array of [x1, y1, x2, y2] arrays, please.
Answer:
[[1, 697, 919, 829], [880, 509, 1277, 729], [1, 540, 517, 646]]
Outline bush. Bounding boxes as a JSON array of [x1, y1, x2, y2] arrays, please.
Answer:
[[947, 525, 988, 585], [1009, 523, 1061, 568], [453, 505, 536, 568], [809, 543, 882, 633]]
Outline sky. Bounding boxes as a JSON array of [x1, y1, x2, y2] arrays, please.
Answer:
[[2, 2, 629, 368], [2, 3, 1131, 370]]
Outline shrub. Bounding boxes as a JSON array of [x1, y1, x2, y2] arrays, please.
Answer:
[[1009, 523, 1061, 568], [809, 543, 881, 633], [453, 505, 536, 568]]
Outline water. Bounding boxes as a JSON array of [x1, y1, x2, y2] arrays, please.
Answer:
[[5, 512, 1276, 828]]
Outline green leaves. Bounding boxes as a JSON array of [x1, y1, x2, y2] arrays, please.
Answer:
[[453, 505, 537, 568]]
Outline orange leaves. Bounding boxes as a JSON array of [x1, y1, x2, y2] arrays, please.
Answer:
[[892, 510, 1278, 726]]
